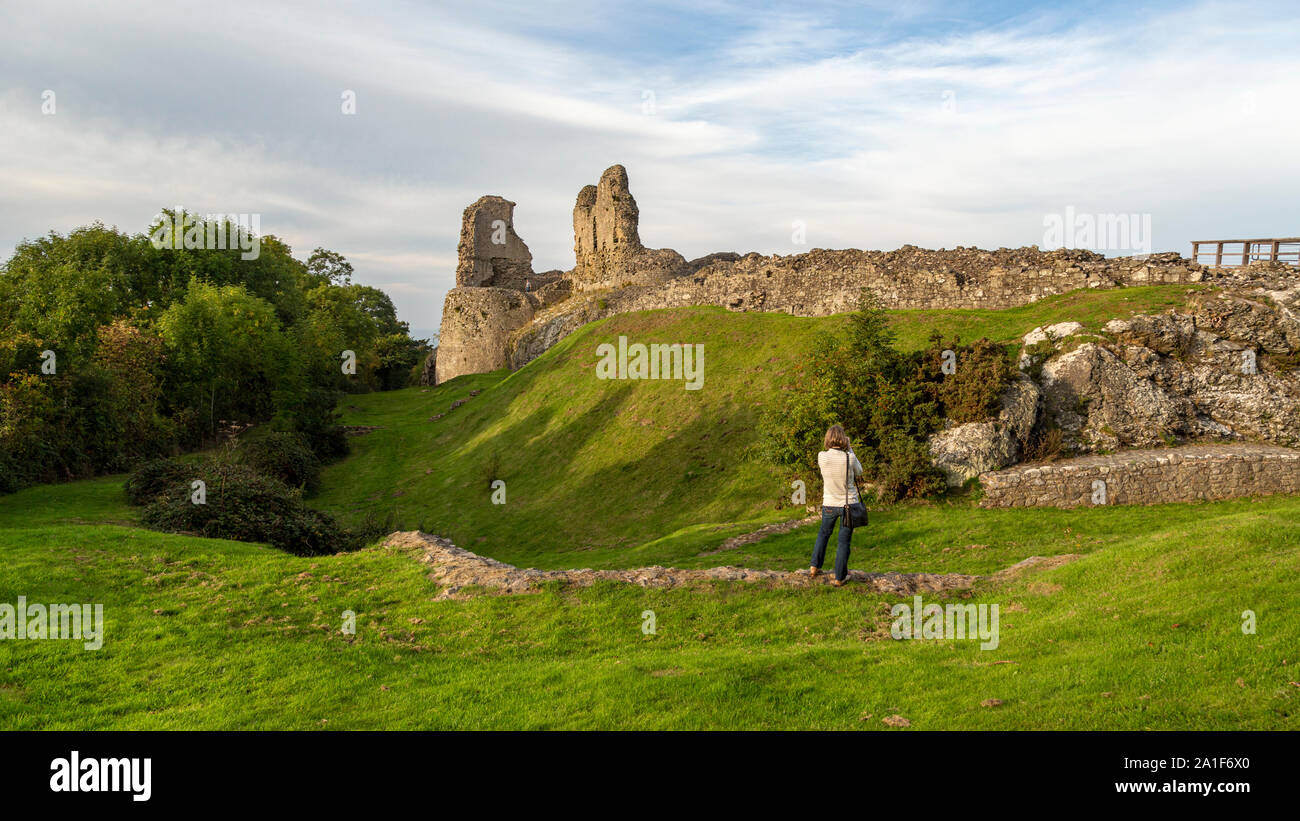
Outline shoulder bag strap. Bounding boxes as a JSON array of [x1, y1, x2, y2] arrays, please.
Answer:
[[844, 450, 851, 509]]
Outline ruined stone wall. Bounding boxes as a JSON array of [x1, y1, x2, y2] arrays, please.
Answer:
[[436, 287, 536, 380], [456, 196, 534, 290], [508, 247, 1203, 368], [440, 163, 1215, 382], [978, 444, 1300, 508], [439, 194, 577, 383]]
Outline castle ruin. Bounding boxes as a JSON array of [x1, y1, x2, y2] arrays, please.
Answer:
[[433, 164, 1209, 385]]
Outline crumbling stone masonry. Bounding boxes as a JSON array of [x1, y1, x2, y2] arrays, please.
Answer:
[[571, 164, 688, 291], [434, 164, 1208, 384]]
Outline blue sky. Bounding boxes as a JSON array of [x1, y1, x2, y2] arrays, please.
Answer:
[[2, 0, 1297, 338]]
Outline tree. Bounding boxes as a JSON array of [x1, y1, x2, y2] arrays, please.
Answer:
[[157, 280, 299, 440], [0, 224, 156, 362], [306, 247, 354, 286]]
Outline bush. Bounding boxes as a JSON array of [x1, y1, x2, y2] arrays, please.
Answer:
[[875, 431, 946, 502], [131, 456, 352, 555], [0, 455, 21, 495], [923, 334, 1013, 424], [303, 423, 349, 462], [277, 386, 350, 462], [124, 457, 192, 506], [761, 290, 997, 502], [239, 431, 322, 492]]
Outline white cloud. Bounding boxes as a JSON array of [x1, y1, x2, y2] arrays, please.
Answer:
[[1, 0, 1297, 332]]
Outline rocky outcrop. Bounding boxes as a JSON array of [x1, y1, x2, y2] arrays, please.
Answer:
[[571, 164, 687, 290], [1023, 322, 1085, 347], [928, 375, 1041, 486], [1040, 343, 1187, 451], [1032, 270, 1300, 453]]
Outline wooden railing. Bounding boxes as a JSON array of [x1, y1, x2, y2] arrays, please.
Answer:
[[1191, 238, 1300, 267]]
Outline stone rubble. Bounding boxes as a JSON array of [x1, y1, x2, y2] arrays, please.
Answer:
[[383, 530, 1079, 600]]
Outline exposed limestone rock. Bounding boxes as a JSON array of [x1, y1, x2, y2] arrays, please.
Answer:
[[1188, 285, 1300, 354], [928, 374, 1041, 486], [1041, 343, 1185, 451], [571, 164, 687, 290], [1023, 321, 1085, 347], [456, 196, 534, 289], [1019, 321, 1086, 369], [1034, 278, 1300, 452]]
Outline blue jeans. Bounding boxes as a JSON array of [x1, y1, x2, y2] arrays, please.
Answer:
[[811, 506, 853, 581]]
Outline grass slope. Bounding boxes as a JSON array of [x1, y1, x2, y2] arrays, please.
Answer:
[[0, 476, 1295, 729], [6, 282, 1291, 730], [316, 284, 1205, 568]]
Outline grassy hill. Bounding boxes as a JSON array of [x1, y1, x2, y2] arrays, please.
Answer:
[[6, 281, 1294, 730], [313, 284, 1206, 567], [0, 474, 1296, 729]]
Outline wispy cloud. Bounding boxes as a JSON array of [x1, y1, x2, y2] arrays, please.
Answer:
[[2, 0, 1297, 332]]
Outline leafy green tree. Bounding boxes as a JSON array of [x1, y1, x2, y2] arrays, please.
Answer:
[[0, 214, 414, 492], [306, 247, 354, 286], [0, 224, 156, 362], [157, 280, 299, 440]]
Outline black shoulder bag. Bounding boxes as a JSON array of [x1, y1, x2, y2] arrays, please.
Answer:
[[843, 451, 869, 528]]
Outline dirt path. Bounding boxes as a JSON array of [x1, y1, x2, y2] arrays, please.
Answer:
[[383, 531, 1080, 601]]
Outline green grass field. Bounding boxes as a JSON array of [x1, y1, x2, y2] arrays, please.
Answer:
[[2, 283, 1296, 729], [314, 284, 1210, 568]]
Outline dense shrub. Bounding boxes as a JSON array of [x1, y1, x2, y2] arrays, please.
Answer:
[[305, 424, 350, 462], [0, 372, 55, 488], [920, 334, 1013, 424], [762, 290, 1012, 502], [123, 457, 193, 506], [0, 455, 20, 495], [239, 431, 322, 492], [136, 458, 351, 556], [875, 430, 947, 502]]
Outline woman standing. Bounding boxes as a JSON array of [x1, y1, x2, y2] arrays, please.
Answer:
[[809, 424, 863, 587]]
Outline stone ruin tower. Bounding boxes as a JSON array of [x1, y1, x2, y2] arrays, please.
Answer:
[[433, 165, 678, 384], [456, 195, 533, 289], [571, 164, 686, 290], [432, 196, 560, 385]]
